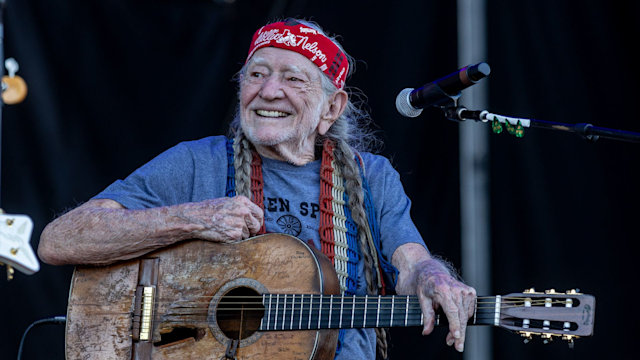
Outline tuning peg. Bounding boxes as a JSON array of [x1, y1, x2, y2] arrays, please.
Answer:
[[520, 332, 533, 344], [5, 58, 19, 77], [566, 289, 581, 295], [523, 288, 536, 294], [541, 333, 553, 344], [544, 289, 557, 294], [562, 335, 576, 349], [6, 264, 14, 280]]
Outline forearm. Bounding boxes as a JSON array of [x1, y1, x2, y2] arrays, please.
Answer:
[[38, 199, 205, 266]]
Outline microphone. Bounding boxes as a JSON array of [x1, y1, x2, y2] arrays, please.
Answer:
[[395, 62, 491, 117]]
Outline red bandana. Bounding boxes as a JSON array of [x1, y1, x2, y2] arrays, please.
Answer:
[[246, 19, 349, 89]]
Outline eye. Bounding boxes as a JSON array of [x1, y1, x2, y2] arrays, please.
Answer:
[[250, 71, 264, 78], [287, 76, 302, 82]]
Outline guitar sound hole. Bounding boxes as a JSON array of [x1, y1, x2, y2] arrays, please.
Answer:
[[217, 286, 265, 340]]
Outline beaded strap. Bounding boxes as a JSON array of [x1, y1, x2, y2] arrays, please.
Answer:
[[250, 150, 266, 235], [319, 141, 336, 264]]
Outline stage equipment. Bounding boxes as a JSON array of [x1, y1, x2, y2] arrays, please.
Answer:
[[396, 62, 490, 117], [0, 0, 38, 280], [396, 62, 640, 143]]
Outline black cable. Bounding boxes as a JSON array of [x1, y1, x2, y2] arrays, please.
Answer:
[[17, 316, 66, 360]]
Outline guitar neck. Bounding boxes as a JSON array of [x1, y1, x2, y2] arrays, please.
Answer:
[[257, 294, 496, 331]]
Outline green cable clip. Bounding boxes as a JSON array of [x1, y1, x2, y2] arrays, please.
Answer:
[[492, 118, 503, 134], [505, 119, 516, 135], [515, 120, 525, 138]]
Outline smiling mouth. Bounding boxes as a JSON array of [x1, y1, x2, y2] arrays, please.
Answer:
[[255, 109, 291, 118]]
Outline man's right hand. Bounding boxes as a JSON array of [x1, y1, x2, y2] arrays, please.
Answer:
[[179, 196, 264, 242]]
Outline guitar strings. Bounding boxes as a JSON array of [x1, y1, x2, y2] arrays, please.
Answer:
[[99, 297, 571, 312], [91, 296, 574, 322], [141, 296, 570, 309]]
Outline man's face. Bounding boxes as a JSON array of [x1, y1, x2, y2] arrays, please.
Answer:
[[239, 47, 330, 148]]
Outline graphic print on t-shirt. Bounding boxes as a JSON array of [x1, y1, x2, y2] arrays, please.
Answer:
[[264, 196, 320, 237], [276, 215, 301, 235]]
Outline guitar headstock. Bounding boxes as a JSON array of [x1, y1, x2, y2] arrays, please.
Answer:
[[0, 212, 39, 279], [496, 288, 595, 347]]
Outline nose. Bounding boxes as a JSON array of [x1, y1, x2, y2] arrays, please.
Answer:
[[259, 76, 285, 100]]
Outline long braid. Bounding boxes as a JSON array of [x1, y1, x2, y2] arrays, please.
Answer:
[[233, 130, 253, 199], [332, 139, 389, 359]]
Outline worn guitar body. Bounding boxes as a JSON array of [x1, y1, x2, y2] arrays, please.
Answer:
[[65, 234, 339, 360]]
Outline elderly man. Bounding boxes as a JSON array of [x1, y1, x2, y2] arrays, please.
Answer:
[[38, 18, 476, 359]]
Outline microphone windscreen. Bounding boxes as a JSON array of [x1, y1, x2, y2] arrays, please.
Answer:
[[395, 88, 423, 118]]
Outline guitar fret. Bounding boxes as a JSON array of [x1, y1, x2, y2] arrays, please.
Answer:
[[282, 294, 287, 330], [318, 295, 323, 329], [390, 296, 395, 327], [351, 295, 356, 328], [494, 295, 501, 326], [339, 295, 344, 329], [299, 294, 304, 330], [290, 294, 295, 330], [275, 294, 280, 330], [260, 294, 265, 329], [473, 298, 478, 325], [405, 296, 409, 327], [363, 295, 368, 327], [267, 294, 273, 330], [328, 295, 333, 329], [376, 295, 381, 327], [308, 296, 313, 329]]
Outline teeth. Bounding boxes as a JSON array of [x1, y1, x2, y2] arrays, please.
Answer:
[[256, 110, 289, 117]]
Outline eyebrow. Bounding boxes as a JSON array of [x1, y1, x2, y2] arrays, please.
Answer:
[[249, 57, 309, 76]]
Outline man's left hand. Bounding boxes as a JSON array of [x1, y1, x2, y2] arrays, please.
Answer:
[[414, 261, 476, 352], [392, 243, 477, 352]]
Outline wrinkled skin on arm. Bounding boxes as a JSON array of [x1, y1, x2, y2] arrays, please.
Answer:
[[393, 243, 477, 352], [38, 196, 263, 266]]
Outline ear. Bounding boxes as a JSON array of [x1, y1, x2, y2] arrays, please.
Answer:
[[318, 90, 348, 135]]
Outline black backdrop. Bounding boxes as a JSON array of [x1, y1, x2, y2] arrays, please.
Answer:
[[1, 0, 638, 359]]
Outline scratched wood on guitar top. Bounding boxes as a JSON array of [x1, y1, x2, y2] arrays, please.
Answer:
[[66, 234, 339, 360]]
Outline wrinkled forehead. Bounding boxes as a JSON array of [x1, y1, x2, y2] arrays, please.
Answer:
[[246, 47, 323, 79]]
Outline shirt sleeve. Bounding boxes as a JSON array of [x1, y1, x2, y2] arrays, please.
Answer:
[[361, 153, 428, 262], [92, 142, 197, 210]]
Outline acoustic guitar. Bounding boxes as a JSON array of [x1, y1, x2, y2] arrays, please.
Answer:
[[65, 233, 595, 359]]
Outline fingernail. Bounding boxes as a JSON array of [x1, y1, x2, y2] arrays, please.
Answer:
[[454, 330, 461, 339], [456, 343, 464, 352], [446, 338, 454, 346]]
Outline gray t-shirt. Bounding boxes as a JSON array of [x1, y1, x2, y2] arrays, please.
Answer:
[[94, 135, 425, 359]]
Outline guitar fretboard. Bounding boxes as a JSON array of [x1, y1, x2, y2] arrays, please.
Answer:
[[258, 294, 495, 331]]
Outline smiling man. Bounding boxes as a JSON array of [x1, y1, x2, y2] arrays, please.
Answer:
[[38, 18, 476, 360]]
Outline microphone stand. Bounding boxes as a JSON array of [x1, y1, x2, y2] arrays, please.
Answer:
[[440, 101, 640, 143]]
